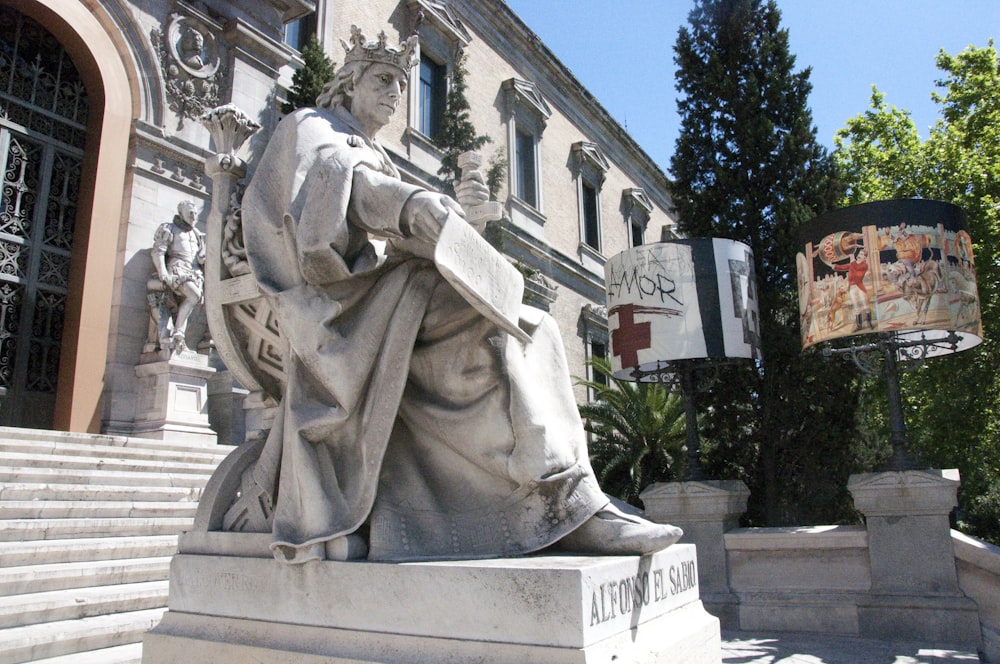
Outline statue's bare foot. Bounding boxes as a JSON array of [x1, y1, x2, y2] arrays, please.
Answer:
[[557, 503, 683, 555]]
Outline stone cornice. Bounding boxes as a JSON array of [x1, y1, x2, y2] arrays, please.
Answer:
[[454, 0, 673, 214], [407, 0, 472, 46], [222, 16, 295, 76], [492, 220, 606, 304], [572, 141, 610, 178], [273, 0, 315, 23], [134, 119, 213, 163], [623, 188, 654, 216], [502, 78, 552, 123]]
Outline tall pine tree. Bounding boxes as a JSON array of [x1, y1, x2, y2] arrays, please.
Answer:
[[437, 53, 490, 187], [669, 0, 861, 525], [282, 35, 336, 115]]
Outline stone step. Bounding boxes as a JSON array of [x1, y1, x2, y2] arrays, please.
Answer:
[[0, 466, 211, 489], [0, 557, 171, 596], [29, 642, 143, 664], [1, 501, 198, 519], [0, 580, 168, 629], [0, 607, 163, 663], [0, 517, 193, 542], [0, 536, 178, 568], [0, 425, 231, 455], [0, 427, 220, 662], [0, 439, 230, 466], [0, 451, 217, 476], [0, 482, 199, 502]]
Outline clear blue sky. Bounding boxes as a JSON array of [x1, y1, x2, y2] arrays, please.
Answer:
[[503, 0, 1000, 175]]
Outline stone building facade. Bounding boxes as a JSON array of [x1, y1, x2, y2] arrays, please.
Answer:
[[2, 0, 676, 442]]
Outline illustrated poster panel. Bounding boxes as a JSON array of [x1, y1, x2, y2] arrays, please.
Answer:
[[797, 200, 982, 351]]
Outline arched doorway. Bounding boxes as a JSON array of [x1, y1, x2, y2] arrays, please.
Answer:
[[0, 6, 88, 428]]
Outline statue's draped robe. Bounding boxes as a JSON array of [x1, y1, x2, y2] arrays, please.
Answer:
[[242, 106, 606, 563]]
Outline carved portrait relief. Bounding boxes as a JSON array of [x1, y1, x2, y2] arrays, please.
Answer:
[[152, 13, 224, 126]]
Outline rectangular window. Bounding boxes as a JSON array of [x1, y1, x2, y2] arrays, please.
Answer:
[[582, 181, 600, 249], [515, 128, 537, 206], [419, 54, 446, 140], [284, 14, 317, 52], [591, 341, 608, 387], [631, 221, 644, 247]]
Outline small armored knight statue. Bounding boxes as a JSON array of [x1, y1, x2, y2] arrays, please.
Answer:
[[147, 200, 206, 353]]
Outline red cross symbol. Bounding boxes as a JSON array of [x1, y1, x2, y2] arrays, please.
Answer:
[[611, 303, 651, 369]]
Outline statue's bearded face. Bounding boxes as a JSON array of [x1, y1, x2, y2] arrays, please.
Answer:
[[348, 63, 407, 135], [178, 203, 197, 227]]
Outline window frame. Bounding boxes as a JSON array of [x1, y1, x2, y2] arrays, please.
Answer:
[[502, 78, 551, 216], [404, 1, 472, 170], [589, 339, 608, 388], [571, 141, 610, 257], [514, 125, 538, 207], [623, 188, 654, 248], [417, 52, 447, 142], [579, 304, 610, 400], [581, 179, 601, 250], [630, 220, 645, 248], [283, 12, 317, 52]]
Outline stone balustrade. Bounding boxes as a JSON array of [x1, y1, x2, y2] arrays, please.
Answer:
[[643, 469, 1000, 660]]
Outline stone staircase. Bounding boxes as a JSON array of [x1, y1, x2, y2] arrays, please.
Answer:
[[0, 427, 232, 663]]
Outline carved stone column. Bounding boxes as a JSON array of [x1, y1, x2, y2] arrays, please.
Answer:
[[200, 104, 281, 443], [640, 480, 749, 629]]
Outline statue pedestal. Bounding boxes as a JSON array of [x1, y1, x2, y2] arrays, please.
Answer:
[[640, 480, 749, 629], [132, 351, 217, 445], [206, 369, 250, 446], [143, 536, 721, 663], [848, 469, 980, 645]]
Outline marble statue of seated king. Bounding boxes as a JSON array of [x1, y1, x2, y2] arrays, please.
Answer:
[[239, 25, 682, 563]]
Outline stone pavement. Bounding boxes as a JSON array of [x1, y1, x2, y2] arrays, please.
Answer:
[[721, 631, 982, 663]]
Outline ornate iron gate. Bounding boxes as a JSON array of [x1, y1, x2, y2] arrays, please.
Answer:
[[0, 7, 88, 427]]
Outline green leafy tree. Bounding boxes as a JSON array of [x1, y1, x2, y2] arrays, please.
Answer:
[[834, 43, 1000, 544], [834, 88, 926, 205], [437, 54, 491, 187], [577, 359, 687, 506], [282, 35, 336, 114], [669, 0, 861, 526]]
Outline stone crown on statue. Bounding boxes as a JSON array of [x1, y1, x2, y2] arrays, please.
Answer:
[[340, 25, 418, 74]]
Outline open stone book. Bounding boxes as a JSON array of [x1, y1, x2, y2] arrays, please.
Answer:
[[434, 214, 531, 344]]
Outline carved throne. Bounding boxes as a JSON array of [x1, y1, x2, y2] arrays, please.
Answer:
[[194, 105, 286, 537]]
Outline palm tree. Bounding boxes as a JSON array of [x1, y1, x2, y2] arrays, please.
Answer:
[[577, 359, 688, 507]]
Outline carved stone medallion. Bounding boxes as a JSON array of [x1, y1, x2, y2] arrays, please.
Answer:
[[152, 14, 224, 126]]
